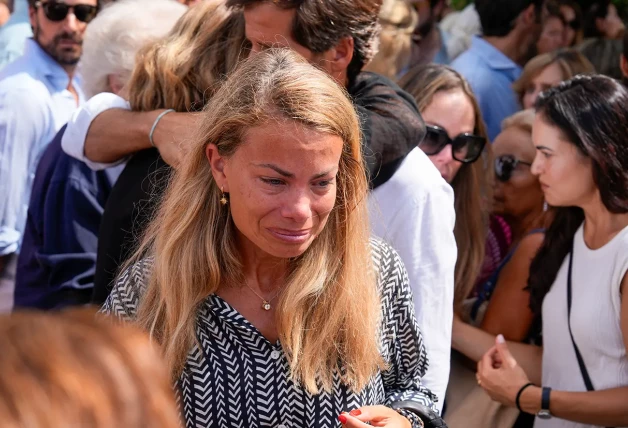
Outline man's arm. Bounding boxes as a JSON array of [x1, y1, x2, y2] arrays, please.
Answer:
[[62, 93, 200, 169], [350, 73, 426, 188]]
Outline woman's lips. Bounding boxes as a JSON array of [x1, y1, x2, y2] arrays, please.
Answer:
[[267, 228, 311, 244]]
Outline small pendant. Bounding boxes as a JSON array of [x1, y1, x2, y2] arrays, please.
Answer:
[[262, 301, 271, 311]]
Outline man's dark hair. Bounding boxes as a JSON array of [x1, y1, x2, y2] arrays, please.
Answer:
[[27, 0, 102, 10], [226, 0, 383, 83], [583, 0, 611, 38], [475, 0, 544, 37], [1, 0, 14, 14]]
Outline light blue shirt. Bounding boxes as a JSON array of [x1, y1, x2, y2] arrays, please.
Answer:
[[451, 36, 522, 141], [0, 38, 85, 256], [0, 0, 32, 71]]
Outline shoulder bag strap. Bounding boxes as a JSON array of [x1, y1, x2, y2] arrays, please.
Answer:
[[566, 246, 614, 428]]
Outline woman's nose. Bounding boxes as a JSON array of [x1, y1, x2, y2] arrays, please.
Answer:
[[280, 190, 312, 222]]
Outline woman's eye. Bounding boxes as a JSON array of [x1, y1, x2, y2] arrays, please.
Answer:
[[315, 180, 332, 188], [261, 178, 284, 186]]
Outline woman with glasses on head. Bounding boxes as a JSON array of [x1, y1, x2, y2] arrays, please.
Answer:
[[399, 64, 491, 314]]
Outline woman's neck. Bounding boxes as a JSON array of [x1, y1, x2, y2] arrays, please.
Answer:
[[237, 236, 288, 293], [581, 195, 628, 250]]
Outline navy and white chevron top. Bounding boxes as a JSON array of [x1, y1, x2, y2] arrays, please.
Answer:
[[102, 239, 437, 428]]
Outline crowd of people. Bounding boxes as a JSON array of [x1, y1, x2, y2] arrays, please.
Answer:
[[0, 0, 627, 427]]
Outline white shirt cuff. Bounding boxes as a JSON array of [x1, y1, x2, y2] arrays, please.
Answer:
[[61, 92, 131, 171]]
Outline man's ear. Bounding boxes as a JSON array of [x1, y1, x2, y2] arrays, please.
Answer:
[[325, 36, 354, 82], [205, 144, 229, 192], [520, 3, 537, 28], [620, 54, 628, 79], [28, 5, 37, 30]]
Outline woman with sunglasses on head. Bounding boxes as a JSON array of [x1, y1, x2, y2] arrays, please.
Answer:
[[399, 64, 491, 314], [477, 74, 628, 428]]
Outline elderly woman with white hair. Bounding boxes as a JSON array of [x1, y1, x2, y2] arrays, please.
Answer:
[[12, 0, 186, 310]]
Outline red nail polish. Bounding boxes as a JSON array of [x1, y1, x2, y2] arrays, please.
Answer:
[[338, 414, 347, 424], [349, 409, 362, 416]]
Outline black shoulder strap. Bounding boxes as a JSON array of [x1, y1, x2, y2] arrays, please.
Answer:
[[566, 247, 595, 391], [566, 246, 614, 428]]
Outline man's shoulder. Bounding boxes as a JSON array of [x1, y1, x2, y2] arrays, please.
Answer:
[[376, 148, 448, 196], [0, 67, 51, 114]]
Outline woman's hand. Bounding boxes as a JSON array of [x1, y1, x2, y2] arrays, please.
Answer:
[[339, 406, 412, 427], [477, 335, 531, 407]]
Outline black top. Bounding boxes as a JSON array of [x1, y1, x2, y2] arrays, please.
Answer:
[[91, 71, 425, 304], [102, 239, 436, 427]]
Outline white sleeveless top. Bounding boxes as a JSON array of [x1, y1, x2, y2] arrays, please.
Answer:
[[537, 224, 628, 428]]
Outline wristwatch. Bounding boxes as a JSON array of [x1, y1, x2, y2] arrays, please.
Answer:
[[537, 387, 552, 419]]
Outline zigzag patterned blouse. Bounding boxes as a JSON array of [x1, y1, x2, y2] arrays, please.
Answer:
[[102, 240, 437, 428]]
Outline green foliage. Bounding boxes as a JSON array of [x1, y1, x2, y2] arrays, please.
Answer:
[[450, 0, 472, 10]]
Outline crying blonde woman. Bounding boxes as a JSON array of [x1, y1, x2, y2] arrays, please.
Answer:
[[103, 49, 443, 428]]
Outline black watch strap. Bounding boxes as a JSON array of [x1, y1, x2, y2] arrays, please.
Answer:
[[541, 387, 552, 411]]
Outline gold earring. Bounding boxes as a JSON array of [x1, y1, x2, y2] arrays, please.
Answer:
[[220, 187, 228, 205]]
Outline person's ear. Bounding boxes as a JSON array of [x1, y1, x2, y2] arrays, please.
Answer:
[[205, 144, 229, 192], [520, 3, 537, 28], [28, 5, 38, 30], [325, 36, 354, 82], [107, 74, 125, 96], [620, 54, 628, 79]]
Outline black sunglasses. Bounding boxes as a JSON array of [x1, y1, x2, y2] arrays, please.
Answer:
[[420, 125, 486, 163], [495, 155, 532, 182], [35, 1, 98, 23]]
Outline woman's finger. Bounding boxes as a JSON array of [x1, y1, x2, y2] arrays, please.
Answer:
[[339, 413, 370, 427]]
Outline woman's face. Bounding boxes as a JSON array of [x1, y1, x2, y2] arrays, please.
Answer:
[[420, 88, 476, 183], [536, 16, 567, 55], [492, 126, 544, 219], [522, 62, 564, 110], [531, 114, 596, 207], [208, 120, 344, 260], [560, 5, 577, 46]]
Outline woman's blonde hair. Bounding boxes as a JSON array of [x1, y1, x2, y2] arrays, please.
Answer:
[[501, 108, 536, 134], [80, 0, 187, 98], [399, 64, 493, 311], [128, 49, 382, 394], [0, 309, 180, 428], [512, 48, 595, 105], [364, 0, 417, 78], [127, 0, 247, 112]]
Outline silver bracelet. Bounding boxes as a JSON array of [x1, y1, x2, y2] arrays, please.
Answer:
[[149, 109, 175, 148]]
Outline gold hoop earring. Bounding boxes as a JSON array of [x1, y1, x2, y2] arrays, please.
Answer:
[[220, 187, 228, 205]]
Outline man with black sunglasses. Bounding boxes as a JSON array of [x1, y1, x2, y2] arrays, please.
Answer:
[[0, 0, 98, 312]]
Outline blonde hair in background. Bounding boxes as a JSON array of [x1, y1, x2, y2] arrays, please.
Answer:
[[364, 0, 418, 78], [127, 49, 383, 394], [127, 0, 247, 112], [79, 0, 187, 98], [501, 108, 536, 134], [512, 48, 595, 105], [399, 64, 493, 312], [0, 309, 180, 428]]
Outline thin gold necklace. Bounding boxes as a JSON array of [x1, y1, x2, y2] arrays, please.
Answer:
[[243, 281, 282, 311]]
